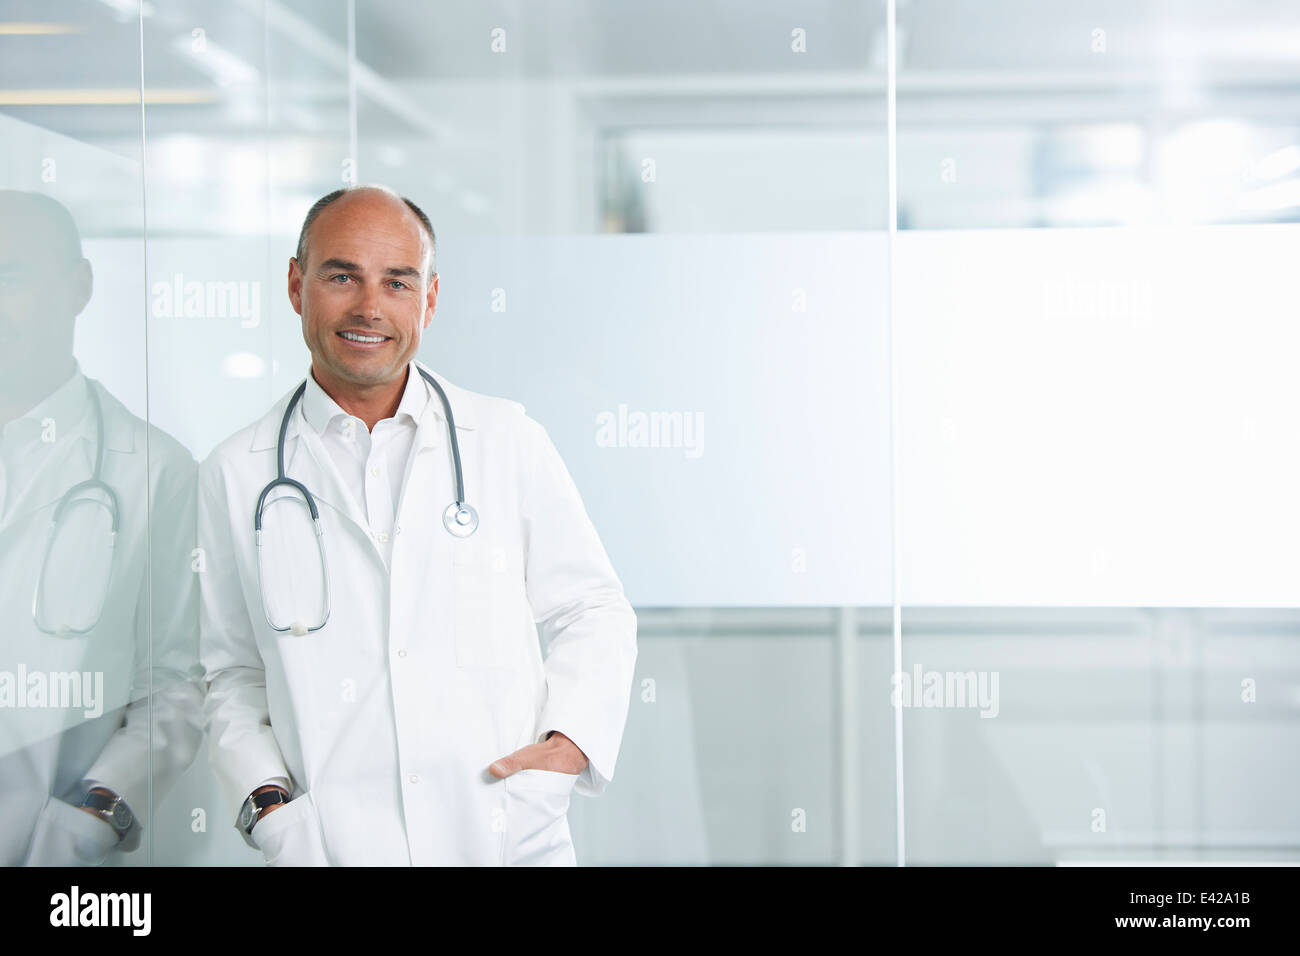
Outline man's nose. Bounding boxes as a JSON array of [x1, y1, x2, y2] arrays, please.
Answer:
[[354, 281, 384, 321]]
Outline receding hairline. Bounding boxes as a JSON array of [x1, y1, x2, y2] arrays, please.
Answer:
[[295, 185, 436, 278]]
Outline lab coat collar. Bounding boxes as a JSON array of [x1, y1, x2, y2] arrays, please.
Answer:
[[87, 378, 139, 454], [411, 360, 478, 447]]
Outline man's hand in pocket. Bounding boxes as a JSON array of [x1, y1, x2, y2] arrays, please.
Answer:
[[488, 731, 587, 780]]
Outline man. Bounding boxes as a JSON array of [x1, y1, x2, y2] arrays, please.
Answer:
[[198, 184, 637, 865], [0, 190, 204, 865]]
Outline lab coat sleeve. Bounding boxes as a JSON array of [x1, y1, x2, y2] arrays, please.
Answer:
[[81, 445, 206, 831], [197, 453, 294, 825], [518, 413, 637, 799]]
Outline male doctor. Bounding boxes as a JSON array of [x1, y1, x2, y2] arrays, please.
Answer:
[[198, 184, 637, 866]]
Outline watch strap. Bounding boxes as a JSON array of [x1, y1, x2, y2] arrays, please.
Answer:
[[243, 788, 290, 834], [252, 789, 289, 811]]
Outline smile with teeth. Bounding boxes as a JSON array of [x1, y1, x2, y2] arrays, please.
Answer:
[[339, 330, 389, 343]]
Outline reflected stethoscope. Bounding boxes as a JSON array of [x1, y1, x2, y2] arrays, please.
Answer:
[[31, 382, 120, 636], [254, 365, 477, 634]]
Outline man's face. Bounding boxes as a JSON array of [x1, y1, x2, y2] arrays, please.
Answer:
[[0, 205, 90, 389], [288, 190, 437, 391]]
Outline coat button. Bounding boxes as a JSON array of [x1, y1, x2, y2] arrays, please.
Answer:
[[408, 774, 419, 784], [397, 649, 407, 658]]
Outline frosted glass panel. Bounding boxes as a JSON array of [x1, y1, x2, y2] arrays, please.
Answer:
[[897, 224, 1300, 606], [427, 233, 893, 607]]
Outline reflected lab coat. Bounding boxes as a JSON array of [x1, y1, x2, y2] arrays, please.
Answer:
[[0, 372, 204, 865], [197, 361, 638, 866]]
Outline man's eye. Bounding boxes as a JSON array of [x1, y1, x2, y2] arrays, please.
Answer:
[[389, 280, 407, 290], [329, 274, 351, 283]]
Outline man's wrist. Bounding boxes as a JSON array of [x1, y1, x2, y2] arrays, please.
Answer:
[[252, 785, 291, 815], [243, 785, 291, 833], [77, 787, 141, 850]]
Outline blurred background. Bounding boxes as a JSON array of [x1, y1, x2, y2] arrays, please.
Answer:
[[1, 0, 1298, 865]]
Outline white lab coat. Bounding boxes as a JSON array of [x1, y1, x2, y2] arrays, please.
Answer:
[[0, 372, 204, 865], [198, 360, 638, 866]]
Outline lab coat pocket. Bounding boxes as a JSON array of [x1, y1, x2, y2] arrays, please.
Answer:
[[25, 796, 120, 866], [251, 792, 331, 867], [453, 549, 514, 669], [502, 769, 578, 867]]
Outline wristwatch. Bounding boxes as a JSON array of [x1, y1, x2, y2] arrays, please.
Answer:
[[239, 788, 290, 836], [79, 789, 141, 851]]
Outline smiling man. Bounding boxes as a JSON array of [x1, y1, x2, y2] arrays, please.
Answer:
[[197, 184, 638, 866]]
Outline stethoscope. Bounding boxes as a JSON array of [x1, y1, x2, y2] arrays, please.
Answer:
[[253, 365, 478, 634], [31, 381, 120, 636]]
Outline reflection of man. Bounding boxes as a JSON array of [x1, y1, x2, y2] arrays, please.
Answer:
[[0, 190, 204, 865], [199, 184, 637, 865]]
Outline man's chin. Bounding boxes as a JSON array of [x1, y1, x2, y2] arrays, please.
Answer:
[[321, 352, 403, 386]]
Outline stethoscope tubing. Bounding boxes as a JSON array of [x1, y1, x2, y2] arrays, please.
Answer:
[[254, 363, 476, 633], [32, 380, 119, 636]]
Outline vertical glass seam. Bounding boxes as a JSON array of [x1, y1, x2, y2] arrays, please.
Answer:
[[886, 0, 906, 868], [135, 0, 155, 867], [347, 0, 358, 183]]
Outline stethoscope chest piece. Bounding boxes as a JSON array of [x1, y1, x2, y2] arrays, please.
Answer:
[[443, 501, 479, 537]]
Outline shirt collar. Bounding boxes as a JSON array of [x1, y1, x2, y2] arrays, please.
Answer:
[[300, 362, 429, 435], [3, 359, 90, 440]]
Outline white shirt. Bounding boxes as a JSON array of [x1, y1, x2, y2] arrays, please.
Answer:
[[300, 362, 429, 568]]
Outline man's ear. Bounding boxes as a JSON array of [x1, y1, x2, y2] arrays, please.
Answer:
[[423, 271, 438, 329], [70, 257, 93, 318], [287, 257, 304, 316]]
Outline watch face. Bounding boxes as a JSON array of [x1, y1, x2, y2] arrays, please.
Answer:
[[110, 801, 132, 829], [239, 803, 253, 830]]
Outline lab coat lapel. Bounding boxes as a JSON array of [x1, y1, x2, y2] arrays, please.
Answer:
[[397, 398, 442, 529], [0, 432, 93, 531], [395, 364, 478, 539], [387, 374, 463, 659]]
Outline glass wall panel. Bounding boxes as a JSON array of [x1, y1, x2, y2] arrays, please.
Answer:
[[0, 2, 195, 867], [896, 0, 1300, 863]]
